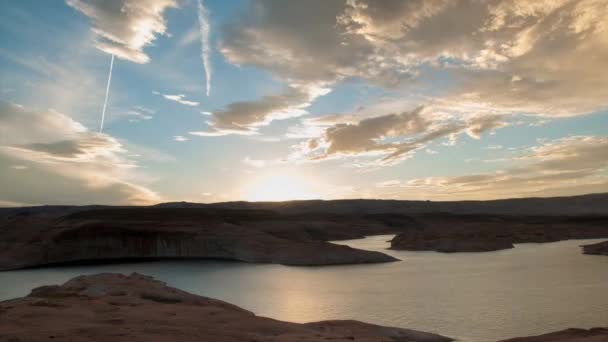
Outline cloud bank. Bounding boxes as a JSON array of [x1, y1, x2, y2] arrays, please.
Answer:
[[377, 136, 608, 200], [217, 0, 608, 123]]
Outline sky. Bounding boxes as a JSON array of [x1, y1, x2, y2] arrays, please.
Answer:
[[0, 0, 607, 206]]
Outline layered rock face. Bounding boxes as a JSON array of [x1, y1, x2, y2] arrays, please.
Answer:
[[581, 240, 608, 255], [0, 208, 400, 270], [390, 215, 608, 253], [0, 273, 453, 342]]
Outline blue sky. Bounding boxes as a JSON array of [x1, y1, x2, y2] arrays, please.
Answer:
[[0, 0, 607, 206]]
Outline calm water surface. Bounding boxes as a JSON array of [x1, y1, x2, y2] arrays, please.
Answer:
[[1, 236, 607, 341]]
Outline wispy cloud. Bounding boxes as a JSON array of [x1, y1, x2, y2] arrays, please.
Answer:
[[197, 0, 212, 96], [375, 136, 608, 200], [173, 135, 188, 142], [154, 91, 199, 106]]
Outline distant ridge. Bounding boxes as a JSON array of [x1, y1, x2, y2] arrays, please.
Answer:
[[2, 192, 607, 217], [154, 192, 608, 216]]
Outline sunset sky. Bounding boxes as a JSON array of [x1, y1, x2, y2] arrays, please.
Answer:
[[1, 0, 607, 206]]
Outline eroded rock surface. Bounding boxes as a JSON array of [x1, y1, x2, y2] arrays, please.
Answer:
[[0, 208, 401, 270], [0, 273, 453, 342]]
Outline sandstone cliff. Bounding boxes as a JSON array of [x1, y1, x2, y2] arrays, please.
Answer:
[[0, 208, 399, 270]]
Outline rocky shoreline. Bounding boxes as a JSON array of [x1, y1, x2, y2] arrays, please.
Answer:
[[0, 273, 605, 342], [0, 273, 452, 342]]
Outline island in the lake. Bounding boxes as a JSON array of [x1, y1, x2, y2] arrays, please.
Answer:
[[1, 193, 608, 270], [0, 273, 605, 342]]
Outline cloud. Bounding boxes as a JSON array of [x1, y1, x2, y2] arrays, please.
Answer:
[[0, 102, 160, 205], [378, 136, 608, 200], [173, 135, 188, 142], [294, 106, 507, 165], [155, 92, 199, 106], [219, 0, 413, 87], [197, 0, 212, 96], [465, 115, 506, 139], [190, 85, 330, 136], [242, 157, 267, 168], [66, 0, 177, 63], [219, 0, 608, 117], [125, 108, 153, 122]]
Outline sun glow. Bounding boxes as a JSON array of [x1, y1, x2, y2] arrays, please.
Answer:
[[241, 173, 319, 202]]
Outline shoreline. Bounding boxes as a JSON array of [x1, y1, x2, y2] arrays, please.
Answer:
[[0, 272, 606, 342]]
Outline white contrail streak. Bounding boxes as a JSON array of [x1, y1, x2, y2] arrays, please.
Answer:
[[197, 0, 211, 97], [99, 54, 115, 133]]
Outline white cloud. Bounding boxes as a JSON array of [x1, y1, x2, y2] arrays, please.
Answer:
[[155, 92, 199, 106], [125, 109, 153, 122], [66, 0, 178, 63], [173, 135, 188, 142]]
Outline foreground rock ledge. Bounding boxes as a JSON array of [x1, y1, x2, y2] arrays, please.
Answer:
[[0, 273, 452, 342]]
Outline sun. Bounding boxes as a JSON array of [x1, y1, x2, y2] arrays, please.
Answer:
[[241, 173, 319, 202]]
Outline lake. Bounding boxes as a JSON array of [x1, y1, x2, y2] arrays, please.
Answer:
[[1, 236, 607, 341]]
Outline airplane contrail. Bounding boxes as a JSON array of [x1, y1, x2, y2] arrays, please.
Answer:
[[99, 54, 115, 133], [197, 0, 211, 97]]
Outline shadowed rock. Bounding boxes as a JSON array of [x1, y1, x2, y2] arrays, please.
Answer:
[[581, 240, 608, 256], [0, 208, 399, 270], [390, 214, 608, 253]]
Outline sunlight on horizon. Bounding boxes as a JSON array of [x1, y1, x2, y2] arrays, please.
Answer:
[[241, 173, 320, 202]]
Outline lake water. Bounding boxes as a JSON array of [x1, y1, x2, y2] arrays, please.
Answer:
[[1, 236, 607, 341]]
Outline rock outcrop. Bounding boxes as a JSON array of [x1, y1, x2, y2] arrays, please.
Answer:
[[390, 215, 608, 253], [581, 240, 608, 256], [497, 328, 608, 341], [2, 205, 608, 268], [0, 208, 399, 270], [0, 273, 453, 342]]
